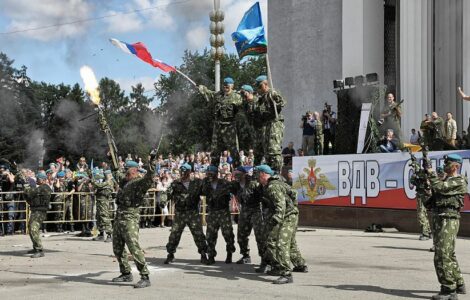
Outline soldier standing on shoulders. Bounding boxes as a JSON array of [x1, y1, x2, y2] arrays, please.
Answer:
[[255, 164, 307, 284], [111, 159, 154, 289], [162, 163, 208, 264], [241, 85, 264, 165], [255, 75, 286, 172], [201, 166, 236, 265], [24, 173, 52, 258], [199, 77, 243, 166], [425, 154, 467, 299]]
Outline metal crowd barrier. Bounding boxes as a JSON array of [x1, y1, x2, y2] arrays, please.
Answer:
[[0, 190, 240, 234]]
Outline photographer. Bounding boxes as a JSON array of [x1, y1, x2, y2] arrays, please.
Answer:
[[299, 111, 315, 156], [378, 129, 400, 153], [0, 163, 16, 235], [322, 103, 336, 154]]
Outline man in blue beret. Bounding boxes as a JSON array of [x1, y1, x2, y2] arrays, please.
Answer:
[[23, 173, 52, 258], [111, 158, 154, 288], [161, 163, 209, 264], [198, 76, 243, 167], [51, 171, 67, 233], [255, 164, 307, 283], [231, 165, 264, 265], [91, 169, 114, 242], [201, 165, 236, 264], [425, 154, 467, 298], [254, 75, 286, 172]]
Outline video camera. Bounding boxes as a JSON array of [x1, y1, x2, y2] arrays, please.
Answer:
[[301, 111, 312, 122]]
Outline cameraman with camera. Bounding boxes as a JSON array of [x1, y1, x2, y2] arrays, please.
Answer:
[[299, 111, 315, 156], [322, 103, 336, 154], [0, 163, 16, 236]]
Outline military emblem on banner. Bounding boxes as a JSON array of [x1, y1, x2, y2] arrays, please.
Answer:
[[293, 159, 335, 202]]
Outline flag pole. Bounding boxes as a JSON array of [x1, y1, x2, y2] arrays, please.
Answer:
[[174, 68, 197, 87], [266, 53, 274, 89]]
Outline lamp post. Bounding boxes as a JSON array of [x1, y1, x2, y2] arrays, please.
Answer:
[[210, 0, 224, 92]]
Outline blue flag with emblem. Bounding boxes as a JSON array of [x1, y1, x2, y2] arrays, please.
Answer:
[[231, 2, 267, 59]]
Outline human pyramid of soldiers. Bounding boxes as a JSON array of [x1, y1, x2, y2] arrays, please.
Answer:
[[20, 75, 307, 289], [12, 76, 470, 299]]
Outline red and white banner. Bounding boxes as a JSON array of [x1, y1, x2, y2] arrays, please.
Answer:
[[292, 150, 470, 212]]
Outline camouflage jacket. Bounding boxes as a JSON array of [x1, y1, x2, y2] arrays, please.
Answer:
[[409, 170, 431, 195], [314, 120, 323, 137], [199, 86, 242, 123], [92, 179, 114, 199], [244, 95, 264, 127], [263, 176, 298, 225], [201, 178, 235, 211], [428, 172, 467, 217], [24, 183, 52, 211], [115, 170, 153, 210], [256, 90, 286, 122], [162, 178, 203, 212], [232, 179, 261, 209]]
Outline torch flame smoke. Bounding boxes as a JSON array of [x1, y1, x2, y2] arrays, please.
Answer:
[[80, 65, 101, 105]]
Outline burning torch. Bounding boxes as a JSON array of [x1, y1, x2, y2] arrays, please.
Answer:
[[79, 66, 119, 170]]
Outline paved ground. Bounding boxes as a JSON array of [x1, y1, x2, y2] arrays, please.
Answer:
[[0, 226, 469, 300]]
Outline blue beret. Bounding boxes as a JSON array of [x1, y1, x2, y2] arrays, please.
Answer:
[[138, 168, 147, 174], [256, 75, 268, 83], [104, 170, 112, 175], [241, 85, 254, 93], [45, 169, 53, 174], [206, 165, 218, 173], [223, 77, 234, 85], [125, 160, 139, 168], [180, 163, 192, 172], [57, 171, 65, 178], [49, 163, 57, 168], [236, 166, 247, 173], [446, 154, 463, 164], [255, 164, 274, 176], [37, 173, 47, 180]]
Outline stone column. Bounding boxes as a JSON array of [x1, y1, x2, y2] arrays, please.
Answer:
[[461, 0, 470, 131]]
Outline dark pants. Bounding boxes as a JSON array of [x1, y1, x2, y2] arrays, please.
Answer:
[[323, 129, 335, 154]]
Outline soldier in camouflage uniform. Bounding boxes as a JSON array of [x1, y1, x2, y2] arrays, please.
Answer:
[[199, 77, 243, 166], [76, 173, 93, 237], [161, 163, 208, 264], [231, 166, 264, 264], [24, 173, 52, 258], [52, 171, 67, 233], [255, 75, 286, 172], [425, 154, 466, 299], [241, 85, 264, 164], [255, 164, 307, 284], [409, 164, 432, 240], [313, 111, 324, 155], [91, 171, 114, 242], [201, 165, 236, 265], [111, 160, 153, 289]]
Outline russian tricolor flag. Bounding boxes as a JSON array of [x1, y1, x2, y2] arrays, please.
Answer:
[[110, 38, 176, 73]]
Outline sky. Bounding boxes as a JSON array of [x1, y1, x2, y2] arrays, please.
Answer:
[[0, 0, 267, 94]]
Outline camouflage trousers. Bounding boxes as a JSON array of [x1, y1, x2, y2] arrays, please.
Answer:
[[166, 210, 207, 254], [206, 209, 236, 258], [53, 196, 65, 223], [113, 210, 149, 276], [64, 197, 74, 224], [140, 197, 155, 222], [314, 134, 324, 155], [265, 213, 305, 276], [263, 120, 284, 172], [237, 207, 264, 257], [79, 195, 93, 221], [416, 194, 431, 236], [433, 215, 464, 290], [254, 126, 266, 165], [29, 210, 46, 251], [96, 196, 112, 233], [211, 122, 239, 165]]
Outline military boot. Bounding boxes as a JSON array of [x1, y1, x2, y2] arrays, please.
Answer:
[[267, 268, 281, 276], [139, 221, 145, 229], [200, 253, 209, 264], [134, 276, 151, 288], [430, 246, 436, 252], [112, 273, 133, 282], [419, 234, 431, 241], [431, 286, 458, 300], [236, 255, 251, 264], [273, 275, 293, 284], [225, 252, 232, 264], [206, 256, 215, 265], [31, 251, 45, 258], [56, 224, 64, 233], [69, 224, 75, 232], [164, 253, 174, 264], [456, 284, 466, 294], [293, 265, 309, 273], [93, 232, 105, 241], [104, 234, 112, 243], [27, 249, 38, 254]]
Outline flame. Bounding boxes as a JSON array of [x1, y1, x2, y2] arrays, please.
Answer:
[[80, 65, 100, 105]]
